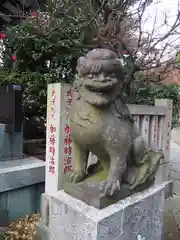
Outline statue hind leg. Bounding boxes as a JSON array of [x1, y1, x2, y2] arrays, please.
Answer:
[[69, 140, 89, 183], [122, 135, 162, 189]]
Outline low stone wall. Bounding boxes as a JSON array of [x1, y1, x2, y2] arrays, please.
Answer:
[[0, 157, 45, 225]]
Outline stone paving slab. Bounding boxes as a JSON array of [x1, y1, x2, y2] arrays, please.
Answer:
[[164, 196, 180, 239], [171, 128, 180, 146]]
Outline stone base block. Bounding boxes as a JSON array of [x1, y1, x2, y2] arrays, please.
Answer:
[[0, 157, 45, 192], [38, 182, 168, 240], [0, 157, 45, 224], [36, 220, 50, 240], [0, 208, 8, 226], [40, 193, 51, 226], [64, 178, 154, 209]]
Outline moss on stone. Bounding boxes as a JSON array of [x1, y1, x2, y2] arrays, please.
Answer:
[[86, 168, 108, 182]]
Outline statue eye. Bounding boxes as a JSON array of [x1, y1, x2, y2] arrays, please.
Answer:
[[110, 73, 116, 78], [87, 74, 93, 79]]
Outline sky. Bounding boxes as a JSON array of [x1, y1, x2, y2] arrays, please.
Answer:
[[142, 0, 180, 58], [143, 0, 178, 32]]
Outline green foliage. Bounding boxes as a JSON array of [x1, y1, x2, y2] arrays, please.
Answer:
[[0, 1, 96, 116]]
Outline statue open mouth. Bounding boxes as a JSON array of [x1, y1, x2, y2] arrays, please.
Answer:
[[85, 81, 117, 93], [87, 86, 112, 93]]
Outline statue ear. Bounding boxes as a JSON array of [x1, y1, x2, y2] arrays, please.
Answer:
[[73, 79, 81, 100], [76, 57, 87, 75]]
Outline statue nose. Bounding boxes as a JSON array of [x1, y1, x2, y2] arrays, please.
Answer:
[[99, 74, 107, 82]]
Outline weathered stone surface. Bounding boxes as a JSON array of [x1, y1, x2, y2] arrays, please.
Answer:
[[97, 191, 163, 240], [0, 208, 8, 226], [49, 194, 97, 240], [64, 176, 154, 209], [0, 156, 45, 223], [0, 182, 44, 224], [0, 157, 45, 192], [40, 193, 51, 226], [36, 221, 50, 240], [42, 182, 167, 240]]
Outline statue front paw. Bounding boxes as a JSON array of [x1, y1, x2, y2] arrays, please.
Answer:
[[100, 180, 121, 197], [69, 170, 86, 183]]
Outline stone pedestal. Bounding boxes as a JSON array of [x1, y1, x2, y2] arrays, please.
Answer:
[[63, 178, 154, 209], [37, 182, 168, 240]]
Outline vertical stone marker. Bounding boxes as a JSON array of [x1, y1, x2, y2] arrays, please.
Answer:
[[141, 116, 150, 148], [45, 82, 74, 195], [38, 81, 97, 237], [133, 115, 140, 130], [155, 99, 173, 163], [150, 116, 159, 150], [63, 87, 74, 174]]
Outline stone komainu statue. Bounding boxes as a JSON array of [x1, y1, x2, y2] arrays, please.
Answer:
[[68, 49, 163, 197]]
